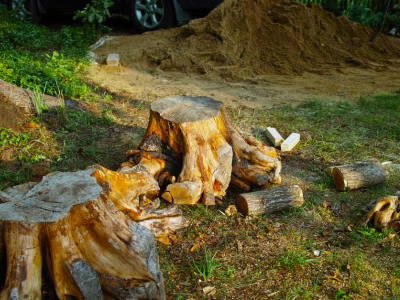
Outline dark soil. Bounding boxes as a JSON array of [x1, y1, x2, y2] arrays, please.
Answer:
[[0, 92, 27, 129]]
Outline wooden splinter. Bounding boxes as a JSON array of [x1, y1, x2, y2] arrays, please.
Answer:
[[128, 96, 281, 205]]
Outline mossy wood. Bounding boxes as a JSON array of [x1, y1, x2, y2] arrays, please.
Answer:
[[0, 164, 189, 300], [127, 96, 282, 205], [332, 158, 390, 191], [235, 185, 303, 216]]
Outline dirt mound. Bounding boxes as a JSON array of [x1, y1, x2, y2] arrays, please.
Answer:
[[135, 0, 400, 79]]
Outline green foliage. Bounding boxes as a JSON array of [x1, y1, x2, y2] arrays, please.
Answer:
[[0, 167, 30, 190], [343, 0, 372, 23], [0, 6, 103, 100], [0, 51, 89, 99], [0, 128, 49, 162], [7, 0, 28, 21], [74, 0, 114, 32]]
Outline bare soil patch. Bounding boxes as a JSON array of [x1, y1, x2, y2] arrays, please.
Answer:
[[0, 92, 27, 129]]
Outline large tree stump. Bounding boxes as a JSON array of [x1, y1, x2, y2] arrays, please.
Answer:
[[127, 96, 281, 205], [0, 165, 189, 300], [235, 185, 304, 216], [332, 158, 390, 191]]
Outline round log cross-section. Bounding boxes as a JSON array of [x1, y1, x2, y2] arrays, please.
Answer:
[[126, 96, 282, 205]]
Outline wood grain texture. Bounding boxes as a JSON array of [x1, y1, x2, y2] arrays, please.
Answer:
[[0, 164, 190, 299], [130, 96, 281, 205], [235, 185, 303, 216], [332, 158, 390, 191], [0, 221, 42, 300]]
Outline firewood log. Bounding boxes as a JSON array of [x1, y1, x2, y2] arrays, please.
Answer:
[[235, 185, 303, 216], [332, 158, 390, 191]]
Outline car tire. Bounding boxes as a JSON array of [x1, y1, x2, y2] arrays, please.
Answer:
[[129, 0, 174, 34]]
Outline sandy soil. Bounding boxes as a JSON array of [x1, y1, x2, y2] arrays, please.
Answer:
[[89, 0, 400, 108], [88, 57, 400, 109]]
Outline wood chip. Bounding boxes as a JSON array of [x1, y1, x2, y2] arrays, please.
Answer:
[[224, 205, 237, 216], [203, 286, 216, 296], [24, 122, 39, 128], [266, 225, 275, 232]]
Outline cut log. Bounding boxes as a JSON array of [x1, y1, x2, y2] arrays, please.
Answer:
[[332, 159, 390, 191], [0, 165, 189, 299], [235, 185, 304, 216], [128, 96, 281, 205]]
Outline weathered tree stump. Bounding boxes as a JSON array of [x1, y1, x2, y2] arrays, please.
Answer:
[[235, 185, 304, 216], [127, 96, 281, 205], [0, 165, 189, 300], [358, 196, 399, 231], [332, 158, 390, 191]]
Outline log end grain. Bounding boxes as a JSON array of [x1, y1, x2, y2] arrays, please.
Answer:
[[332, 167, 346, 191], [235, 195, 250, 215]]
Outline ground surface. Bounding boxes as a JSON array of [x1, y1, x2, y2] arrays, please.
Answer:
[[1, 1, 400, 299], [90, 0, 400, 109]]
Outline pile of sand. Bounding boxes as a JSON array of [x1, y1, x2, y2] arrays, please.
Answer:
[[137, 0, 400, 80]]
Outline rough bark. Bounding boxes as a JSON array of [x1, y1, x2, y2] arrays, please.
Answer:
[[129, 96, 281, 205], [332, 159, 390, 191], [0, 165, 189, 299], [235, 185, 303, 216]]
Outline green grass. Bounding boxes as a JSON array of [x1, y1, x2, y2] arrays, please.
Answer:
[[276, 247, 315, 270], [185, 247, 221, 282], [0, 127, 52, 163], [0, 6, 101, 99]]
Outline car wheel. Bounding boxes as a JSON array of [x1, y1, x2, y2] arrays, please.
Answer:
[[129, 0, 174, 33]]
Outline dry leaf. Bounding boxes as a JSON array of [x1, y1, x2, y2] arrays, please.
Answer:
[[203, 286, 216, 296], [322, 231, 331, 236], [169, 234, 178, 244], [237, 239, 243, 252], [156, 236, 171, 245], [190, 245, 199, 252], [24, 122, 39, 128], [225, 205, 237, 216], [266, 225, 275, 232]]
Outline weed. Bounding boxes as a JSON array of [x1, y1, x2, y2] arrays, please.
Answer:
[[0, 167, 30, 190], [186, 247, 220, 282], [33, 85, 48, 117], [333, 290, 348, 299], [276, 248, 314, 270], [0, 128, 51, 162]]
